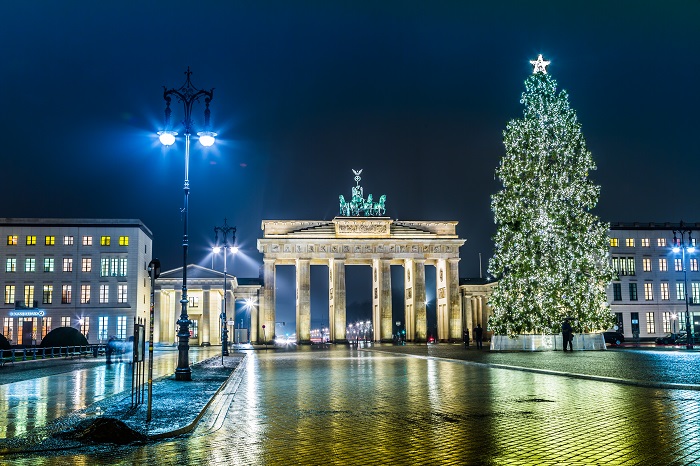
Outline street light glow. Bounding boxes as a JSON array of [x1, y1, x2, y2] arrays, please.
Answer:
[[213, 246, 221, 254], [197, 131, 217, 147], [158, 130, 177, 146]]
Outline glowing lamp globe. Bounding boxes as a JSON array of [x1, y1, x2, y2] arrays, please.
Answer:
[[198, 131, 217, 147], [689, 246, 696, 253], [158, 130, 177, 146], [673, 246, 681, 253], [213, 246, 221, 254], [231, 246, 239, 254]]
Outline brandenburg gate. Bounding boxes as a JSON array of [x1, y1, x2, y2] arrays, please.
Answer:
[[255, 170, 465, 344]]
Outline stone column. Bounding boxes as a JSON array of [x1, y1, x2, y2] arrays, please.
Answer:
[[154, 289, 161, 344], [380, 259, 392, 342], [330, 259, 347, 343], [448, 259, 461, 341], [414, 260, 427, 342], [200, 287, 210, 346], [463, 293, 474, 336], [296, 259, 311, 344], [261, 259, 276, 344], [404, 259, 415, 341], [436, 259, 449, 341]]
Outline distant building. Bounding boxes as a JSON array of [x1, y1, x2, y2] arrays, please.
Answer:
[[0, 218, 152, 345], [153, 265, 261, 346], [608, 222, 700, 340]]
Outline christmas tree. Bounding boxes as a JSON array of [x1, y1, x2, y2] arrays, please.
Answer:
[[488, 55, 615, 337]]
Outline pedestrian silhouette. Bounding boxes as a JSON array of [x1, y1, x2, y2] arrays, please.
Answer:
[[562, 319, 573, 351], [474, 324, 483, 349]]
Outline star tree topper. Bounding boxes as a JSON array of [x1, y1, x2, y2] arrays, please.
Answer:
[[530, 54, 550, 74]]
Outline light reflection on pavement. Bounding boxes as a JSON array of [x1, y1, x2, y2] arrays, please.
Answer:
[[10, 345, 700, 465], [0, 347, 221, 439]]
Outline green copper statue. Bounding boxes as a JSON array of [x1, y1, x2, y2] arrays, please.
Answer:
[[339, 169, 386, 217]]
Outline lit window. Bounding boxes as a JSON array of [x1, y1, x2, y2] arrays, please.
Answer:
[[119, 258, 128, 276], [629, 283, 638, 301], [644, 282, 653, 301], [100, 284, 109, 304], [610, 238, 619, 247], [658, 258, 667, 272], [646, 312, 655, 334], [26, 235, 36, 246], [691, 259, 699, 272], [63, 258, 73, 272], [42, 317, 51, 338], [101, 236, 111, 246], [62, 285, 72, 304], [3, 318, 13, 343], [7, 235, 17, 245], [82, 236, 92, 246], [6, 258, 16, 272], [117, 316, 127, 339], [118, 284, 128, 303], [662, 312, 673, 333], [44, 258, 54, 272], [82, 258, 92, 273], [5, 285, 15, 304], [658, 238, 667, 247], [627, 258, 635, 275], [693, 282, 700, 304], [24, 285, 34, 307], [625, 238, 635, 247], [643, 258, 652, 272], [61, 316, 71, 327], [641, 238, 650, 247], [80, 285, 91, 304], [80, 317, 90, 337], [675, 258, 683, 272], [119, 236, 129, 246], [45, 236, 55, 246], [25, 258, 36, 272], [660, 282, 669, 300], [189, 296, 200, 307], [98, 317, 109, 341], [43, 285, 53, 304], [64, 236, 74, 245], [676, 282, 685, 300], [612, 283, 622, 301]]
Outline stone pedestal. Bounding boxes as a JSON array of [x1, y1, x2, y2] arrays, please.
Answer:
[[490, 333, 607, 351]]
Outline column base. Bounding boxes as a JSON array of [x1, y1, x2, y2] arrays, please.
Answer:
[[200, 342, 211, 347]]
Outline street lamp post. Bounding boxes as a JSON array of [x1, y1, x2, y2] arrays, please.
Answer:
[[672, 223, 695, 350], [214, 219, 237, 359], [158, 67, 216, 381]]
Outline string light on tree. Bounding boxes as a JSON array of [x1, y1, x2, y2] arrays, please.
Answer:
[[488, 55, 615, 337]]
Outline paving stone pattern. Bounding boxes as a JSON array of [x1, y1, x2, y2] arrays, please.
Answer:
[[3, 344, 700, 465]]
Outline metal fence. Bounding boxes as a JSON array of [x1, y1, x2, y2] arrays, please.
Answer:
[[0, 344, 106, 366]]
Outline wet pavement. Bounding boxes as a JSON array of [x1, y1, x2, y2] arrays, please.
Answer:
[[0, 346, 222, 439], [2, 343, 700, 465]]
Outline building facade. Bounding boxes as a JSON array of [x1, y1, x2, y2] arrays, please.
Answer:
[[153, 265, 261, 346], [608, 222, 700, 340], [0, 218, 152, 345]]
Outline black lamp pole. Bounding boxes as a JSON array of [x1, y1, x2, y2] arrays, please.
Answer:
[[159, 68, 216, 381], [214, 219, 236, 359], [672, 222, 695, 350]]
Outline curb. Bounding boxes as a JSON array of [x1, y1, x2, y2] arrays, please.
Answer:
[[147, 354, 246, 440]]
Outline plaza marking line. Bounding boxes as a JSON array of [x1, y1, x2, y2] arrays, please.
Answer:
[[365, 348, 700, 391]]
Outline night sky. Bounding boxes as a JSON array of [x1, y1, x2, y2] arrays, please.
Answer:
[[1, 2, 697, 328]]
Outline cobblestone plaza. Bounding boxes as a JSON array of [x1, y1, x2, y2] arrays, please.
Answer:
[[2, 345, 700, 465]]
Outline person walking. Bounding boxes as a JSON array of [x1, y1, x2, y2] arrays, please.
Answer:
[[474, 324, 483, 349], [562, 319, 573, 351], [463, 328, 470, 348]]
